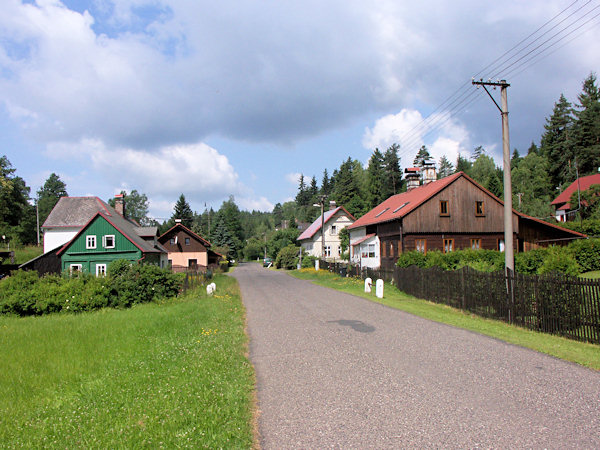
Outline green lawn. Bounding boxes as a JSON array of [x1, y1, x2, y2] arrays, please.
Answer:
[[290, 268, 600, 371], [0, 274, 255, 448], [581, 270, 600, 279], [1, 245, 43, 265]]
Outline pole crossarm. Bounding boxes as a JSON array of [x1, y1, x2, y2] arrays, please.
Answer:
[[472, 79, 510, 114]]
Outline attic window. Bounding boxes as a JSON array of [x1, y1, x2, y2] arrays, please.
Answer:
[[439, 200, 449, 216], [86, 235, 96, 249], [103, 235, 115, 249], [375, 208, 389, 218], [393, 203, 409, 213]]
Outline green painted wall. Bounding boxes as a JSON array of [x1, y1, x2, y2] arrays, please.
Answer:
[[61, 215, 142, 273]]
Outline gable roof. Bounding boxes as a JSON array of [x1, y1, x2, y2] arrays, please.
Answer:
[[551, 174, 600, 210], [42, 196, 113, 228], [351, 233, 376, 247], [298, 206, 356, 241], [158, 223, 212, 248], [348, 172, 463, 229], [57, 210, 165, 256]]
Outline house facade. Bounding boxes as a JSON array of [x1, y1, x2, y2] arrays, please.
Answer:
[[158, 223, 222, 272], [57, 211, 167, 274], [298, 206, 355, 260], [551, 173, 600, 221], [349, 171, 587, 270]]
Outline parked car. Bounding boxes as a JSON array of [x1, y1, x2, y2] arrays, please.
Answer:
[[263, 257, 273, 267]]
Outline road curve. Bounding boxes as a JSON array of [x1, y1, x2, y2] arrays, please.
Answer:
[[231, 263, 600, 449]]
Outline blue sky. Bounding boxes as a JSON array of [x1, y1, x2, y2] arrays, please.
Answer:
[[0, 0, 598, 220]]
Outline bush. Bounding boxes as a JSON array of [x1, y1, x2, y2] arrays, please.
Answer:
[[538, 246, 580, 276], [275, 245, 299, 270], [396, 251, 427, 268], [301, 254, 317, 269], [568, 238, 600, 272], [0, 262, 183, 316], [515, 248, 548, 274], [218, 260, 230, 272]]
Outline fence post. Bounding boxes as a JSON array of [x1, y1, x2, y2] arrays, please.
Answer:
[[460, 267, 466, 311]]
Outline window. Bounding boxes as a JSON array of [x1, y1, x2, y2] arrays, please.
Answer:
[[375, 208, 389, 218], [170, 238, 175, 245], [415, 239, 427, 254], [439, 200, 449, 216], [168, 259, 172, 267], [324, 246, 331, 257], [188, 259, 197, 268], [393, 202, 409, 213], [338, 246, 342, 256], [389, 241, 394, 258], [185, 237, 190, 245], [368, 244, 375, 258], [96, 264, 107, 276], [103, 235, 115, 248], [443, 238, 454, 253], [475, 201, 485, 216], [471, 238, 481, 250], [70, 264, 82, 274], [361, 245, 368, 258], [86, 235, 96, 249], [331, 225, 337, 235]]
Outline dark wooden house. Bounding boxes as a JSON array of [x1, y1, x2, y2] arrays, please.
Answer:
[[349, 171, 587, 270], [158, 223, 222, 272]]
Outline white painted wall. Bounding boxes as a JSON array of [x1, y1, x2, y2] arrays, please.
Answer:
[[300, 212, 354, 260], [350, 227, 380, 269], [43, 228, 79, 253]]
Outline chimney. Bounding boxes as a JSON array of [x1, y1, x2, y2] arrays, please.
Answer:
[[114, 193, 125, 217], [329, 200, 337, 211], [405, 167, 421, 190], [422, 160, 437, 184]]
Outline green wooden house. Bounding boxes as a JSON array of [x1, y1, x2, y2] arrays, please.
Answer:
[[57, 210, 167, 275]]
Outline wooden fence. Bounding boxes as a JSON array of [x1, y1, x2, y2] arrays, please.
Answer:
[[318, 260, 600, 344]]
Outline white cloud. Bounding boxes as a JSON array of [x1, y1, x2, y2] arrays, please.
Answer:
[[362, 109, 424, 152], [285, 172, 301, 185], [237, 196, 273, 212]]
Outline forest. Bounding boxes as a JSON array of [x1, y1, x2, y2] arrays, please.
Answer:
[[1, 73, 599, 261]]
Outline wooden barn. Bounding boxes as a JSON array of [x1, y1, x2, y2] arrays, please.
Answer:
[[349, 171, 586, 270]]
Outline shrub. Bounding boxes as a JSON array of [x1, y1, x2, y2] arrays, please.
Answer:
[[538, 246, 580, 276], [276, 245, 299, 270], [396, 251, 427, 268], [568, 238, 600, 272], [515, 248, 549, 274], [218, 260, 230, 272], [301, 254, 317, 268]]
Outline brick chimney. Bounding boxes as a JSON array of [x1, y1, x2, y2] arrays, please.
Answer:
[[405, 167, 421, 190], [422, 160, 437, 184], [114, 193, 125, 217]]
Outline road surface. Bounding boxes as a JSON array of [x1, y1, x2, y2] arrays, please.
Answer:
[[231, 263, 600, 449]]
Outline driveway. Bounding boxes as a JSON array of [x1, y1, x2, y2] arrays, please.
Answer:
[[231, 263, 600, 448]]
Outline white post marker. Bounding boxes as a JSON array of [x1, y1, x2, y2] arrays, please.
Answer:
[[210, 282, 216, 292], [376, 279, 384, 298], [364, 277, 372, 293], [206, 284, 214, 296], [315, 260, 320, 271]]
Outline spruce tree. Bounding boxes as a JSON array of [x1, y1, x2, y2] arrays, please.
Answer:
[[455, 154, 472, 174], [383, 143, 402, 197], [321, 169, 331, 197], [413, 145, 431, 167], [539, 93, 575, 187], [366, 148, 385, 208], [37, 173, 68, 226], [172, 194, 194, 228], [571, 73, 600, 176], [437, 155, 454, 179]]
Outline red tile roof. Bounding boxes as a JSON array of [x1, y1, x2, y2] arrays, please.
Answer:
[[298, 206, 355, 241], [348, 172, 463, 229], [351, 233, 376, 246], [551, 174, 600, 210]]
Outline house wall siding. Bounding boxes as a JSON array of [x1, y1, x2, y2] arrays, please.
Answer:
[[159, 229, 209, 267], [402, 177, 518, 234]]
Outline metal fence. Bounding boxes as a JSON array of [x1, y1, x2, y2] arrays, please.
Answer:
[[318, 260, 600, 344]]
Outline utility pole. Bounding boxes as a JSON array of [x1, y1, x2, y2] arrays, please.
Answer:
[[313, 195, 327, 260], [472, 79, 514, 274]]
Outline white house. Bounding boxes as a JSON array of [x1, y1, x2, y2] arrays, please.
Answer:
[[298, 206, 355, 260], [349, 228, 380, 269]]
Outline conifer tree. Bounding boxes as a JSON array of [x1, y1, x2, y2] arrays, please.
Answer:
[[571, 73, 600, 176], [172, 194, 194, 228], [455, 154, 472, 174], [320, 169, 331, 197], [437, 155, 454, 179], [366, 148, 385, 208], [37, 173, 68, 226], [413, 145, 431, 167], [540, 93, 575, 187], [383, 143, 402, 197]]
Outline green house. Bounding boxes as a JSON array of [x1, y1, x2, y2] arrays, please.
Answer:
[[57, 210, 167, 275]]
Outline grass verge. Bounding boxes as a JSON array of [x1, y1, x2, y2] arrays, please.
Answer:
[[581, 270, 600, 279], [0, 274, 255, 448], [290, 268, 600, 371]]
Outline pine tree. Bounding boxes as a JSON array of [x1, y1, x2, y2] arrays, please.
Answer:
[[437, 155, 454, 179], [308, 176, 319, 205], [539, 93, 575, 187], [366, 148, 385, 208], [210, 214, 236, 259], [571, 73, 600, 176], [511, 148, 522, 169], [527, 141, 539, 155], [295, 174, 309, 206], [332, 157, 366, 217], [37, 173, 67, 226], [172, 194, 194, 228], [321, 169, 331, 197], [455, 154, 472, 174], [413, 145, 431, 167], [383, 143, 402, 197], [471, 145, 485, 161]]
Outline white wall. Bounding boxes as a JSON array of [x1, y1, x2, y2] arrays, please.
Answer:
[[350, 228, 380, 269], [43, 228, 79, 253], [301, 212, 353, 260]]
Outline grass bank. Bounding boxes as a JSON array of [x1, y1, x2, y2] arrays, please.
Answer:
[[0, 274, 255, 448], [290, 268, 600, 371]]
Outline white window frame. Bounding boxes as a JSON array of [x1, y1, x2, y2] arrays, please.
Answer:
[[96, 264, 107, 277], [331, 225, 337, 235], [103, 235, 115, 249], [338, 246, 342, 256], [324, 246, 331, 257], [70, 264, 82, 274], [368, 243, 375, 258], [86, 235, 96, 249]]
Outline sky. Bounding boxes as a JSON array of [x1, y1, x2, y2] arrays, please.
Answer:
[[0, 0, 598, 220]]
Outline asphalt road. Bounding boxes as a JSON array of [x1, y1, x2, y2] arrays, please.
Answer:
[[231, 263, 600, 449]]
